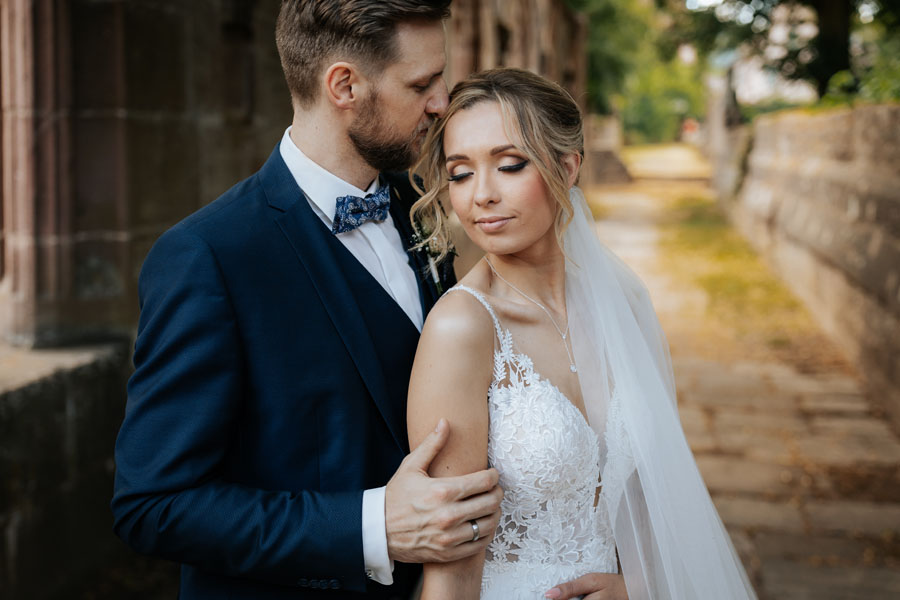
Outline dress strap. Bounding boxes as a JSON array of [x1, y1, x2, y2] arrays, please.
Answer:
[[447, 285, 504, 341]]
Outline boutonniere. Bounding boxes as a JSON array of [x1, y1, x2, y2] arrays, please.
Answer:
[[410, 222, 456, 295]]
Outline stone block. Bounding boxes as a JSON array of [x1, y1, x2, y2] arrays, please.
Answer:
[[712, 497, 806, 533], [72, 117, 127, 233], [809, 416, 895, 438], [687, 388, 798, 414], [754, 532, 871, 563], [855, 105, 900, 174], [123, 3, 187, 112], [685, 431, 718, 453], [806, 500, 900, 536], [0, 344, 130, 600], [185, 1, 225, 114], [714, 410, 808, 434], [194, 121, 274, 205], [696, 456, 801, 495], [678, 405, 709, 435], [800, 392, 870, 415], [71, 0, 124, 110], [125, 117, 200, 227], [792, 431, 900, 467], [73, 239, 128, 301], [715, 429, 795, 463], [762, 561, 900, 599]]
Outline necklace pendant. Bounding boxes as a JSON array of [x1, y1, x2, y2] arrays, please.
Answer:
[[570, 364, 577, 373]]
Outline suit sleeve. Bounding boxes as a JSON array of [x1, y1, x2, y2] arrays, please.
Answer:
[[111, 226, 368, 592]]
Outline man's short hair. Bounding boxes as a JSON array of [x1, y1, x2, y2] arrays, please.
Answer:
[[276, 0, 451, 108]]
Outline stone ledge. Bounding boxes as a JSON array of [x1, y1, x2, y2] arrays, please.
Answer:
[[0, 343, 127, 396], [0, 340, 132, 600]]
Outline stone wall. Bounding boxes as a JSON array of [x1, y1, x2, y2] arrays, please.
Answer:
[[0, 344, 131, 600], [0, 0, 289, 347], [446, 0, 586, 103], [1, 2, 288, 598], [717, 105, 900, 426], [581, 114, 632, 186], [0, 2, 588, 597]]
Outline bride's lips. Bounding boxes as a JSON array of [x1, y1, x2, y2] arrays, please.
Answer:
[[475, 216, 513, 232]]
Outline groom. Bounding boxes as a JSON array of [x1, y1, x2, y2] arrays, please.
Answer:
[[111, 1, 503, 598]]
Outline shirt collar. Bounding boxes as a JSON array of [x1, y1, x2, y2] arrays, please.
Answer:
[[279, 126, 379, 224]]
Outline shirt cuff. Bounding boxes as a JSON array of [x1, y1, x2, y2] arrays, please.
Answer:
[[362, 487, 394, 585]]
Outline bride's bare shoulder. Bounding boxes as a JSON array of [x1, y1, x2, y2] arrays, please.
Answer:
[[419, 259, 490, 331], [421, 286, 494, 348]]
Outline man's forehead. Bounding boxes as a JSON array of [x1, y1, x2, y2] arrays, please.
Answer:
[[389, 21, 447, 76]]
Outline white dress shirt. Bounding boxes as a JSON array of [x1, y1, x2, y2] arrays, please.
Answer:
[[280, 127, 423, 585]]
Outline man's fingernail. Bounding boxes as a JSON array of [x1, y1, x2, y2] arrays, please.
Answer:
[[544, 588, 561, 599], [434, 418, 445, 433]]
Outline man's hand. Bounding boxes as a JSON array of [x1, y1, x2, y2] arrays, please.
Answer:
[[545, 573, 628, 600], [385, 419, 503, 564]]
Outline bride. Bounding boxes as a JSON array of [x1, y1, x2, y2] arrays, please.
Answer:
[[405, 68, 756, 600]]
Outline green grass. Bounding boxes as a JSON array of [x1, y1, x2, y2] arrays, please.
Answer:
[[661, 195, 808, 340]]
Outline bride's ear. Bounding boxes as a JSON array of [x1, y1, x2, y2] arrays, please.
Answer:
[[562, 153, 582, 188]]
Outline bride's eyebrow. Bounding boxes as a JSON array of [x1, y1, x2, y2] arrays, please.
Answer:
[[445, 144, 518, 163]]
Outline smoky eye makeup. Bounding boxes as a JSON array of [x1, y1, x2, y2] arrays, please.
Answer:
[[498, 159, 529, 172], [447, 170, 472, 182]]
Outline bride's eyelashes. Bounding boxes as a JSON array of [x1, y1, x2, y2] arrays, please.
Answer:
[[448, 170, 472, 182], [498, 160, 529, 173], [447, 159, 530, 183]]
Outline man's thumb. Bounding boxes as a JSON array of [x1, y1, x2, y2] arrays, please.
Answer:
[[406, 418, 449, 471]]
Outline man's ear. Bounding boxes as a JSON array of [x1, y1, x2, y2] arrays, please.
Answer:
[[562, 152, 582, 188], [323, 62, 369, 110]]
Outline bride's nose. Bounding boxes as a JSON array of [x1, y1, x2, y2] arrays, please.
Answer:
[[473, 173, 498, 207]]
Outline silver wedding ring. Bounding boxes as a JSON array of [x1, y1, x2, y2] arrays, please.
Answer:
[[470, 519, 480, 542]]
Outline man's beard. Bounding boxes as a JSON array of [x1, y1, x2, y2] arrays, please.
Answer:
[[348, 90, 430, 173]]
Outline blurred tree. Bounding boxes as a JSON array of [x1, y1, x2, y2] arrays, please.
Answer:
[[620, 47, 706, 142], [565, 0, 708, 140], [565, 0, 656, 113], [659, 0, 900, 98]]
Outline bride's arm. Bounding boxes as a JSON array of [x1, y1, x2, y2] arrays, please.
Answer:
[[408, 292, 497, 600]]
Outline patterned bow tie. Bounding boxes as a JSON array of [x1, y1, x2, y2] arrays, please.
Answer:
[[331, 186, 391, 234]]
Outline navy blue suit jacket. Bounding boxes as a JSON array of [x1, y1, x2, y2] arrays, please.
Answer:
[[111, 147, 455, 599]]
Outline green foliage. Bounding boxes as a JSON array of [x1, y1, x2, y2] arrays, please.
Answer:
[[621, 50, 706, 143], [565, 0, 656, 113], [820, 19, 900, 104], [670, 0, 900, 99], [857, 24, 900, 100], [738, 99, 808, 121]]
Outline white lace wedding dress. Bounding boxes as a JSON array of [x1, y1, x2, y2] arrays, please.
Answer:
[[449, 286, 620, 599]]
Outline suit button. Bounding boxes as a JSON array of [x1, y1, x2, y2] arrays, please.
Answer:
[[310, 579, 321, 588], [297, 578, 308, 587], [330, 579, 341, 589]]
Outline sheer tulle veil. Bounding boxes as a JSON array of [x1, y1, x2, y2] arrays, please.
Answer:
[[564, 187, 757, 599]]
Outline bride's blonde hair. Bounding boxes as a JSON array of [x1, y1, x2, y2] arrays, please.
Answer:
[[410, 68, 584, 262]]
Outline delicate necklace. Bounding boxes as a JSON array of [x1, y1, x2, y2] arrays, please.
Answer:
[[484, 257, 577, 373]]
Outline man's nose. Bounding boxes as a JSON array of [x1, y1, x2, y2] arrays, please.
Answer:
[[426, 78, 449, 118]]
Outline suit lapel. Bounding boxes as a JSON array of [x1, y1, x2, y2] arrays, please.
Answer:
[[259, 149, 408, 452]]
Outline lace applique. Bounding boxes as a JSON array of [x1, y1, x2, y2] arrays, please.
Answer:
[[447, 286, 618, 597], [600, 389, 633, 514]]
